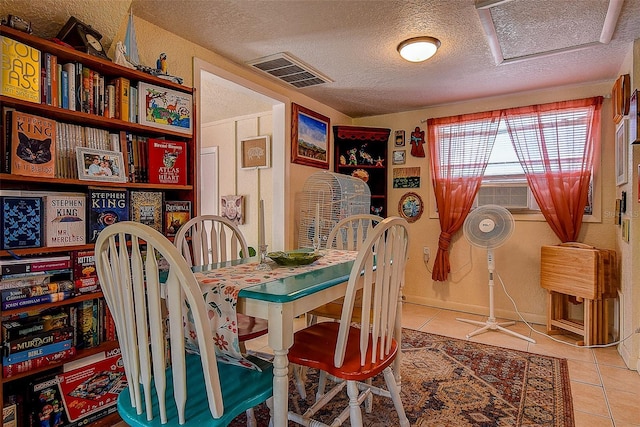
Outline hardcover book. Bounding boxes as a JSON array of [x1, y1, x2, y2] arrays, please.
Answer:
[[44, 193, 86, 247], [71, 250, 99, 294], [164, 200, 191, 237], [130, 190, 163, 232], [0, 36, 41, 103], [1, 280, 74, 303], [147, 138, 187, 185], [7, 110, 56, 178], [4, 326, 74, 355], [1, 196, 43, 250], [87, 188, 129, 243], [2, 338, 73, 365], [1, 291, 73, 311], [76, 299, 99, 349], [2, 311, 69, 341]]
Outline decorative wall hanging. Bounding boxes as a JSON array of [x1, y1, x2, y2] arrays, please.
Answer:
[[630, 89, 639, 144], [398, 192, 423, 222], [291, 103, 330, 169], [622, 219, 630, 242], [241, 135, 271, 169], [394, 130, 405, 147], [611, 74, 630, 124], [220, 195, 244, 224], [615, 118, 628, 186], [392, 150, 406, 165], [393, 167, 420, 188], [410, 126, 425, 157]]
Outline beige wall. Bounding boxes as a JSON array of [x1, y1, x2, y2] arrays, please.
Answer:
[[354, 83, 618, 326], [113, 15, 352, 250]]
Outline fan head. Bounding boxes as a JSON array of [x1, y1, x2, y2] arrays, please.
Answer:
[[463, 205, 514, 249]]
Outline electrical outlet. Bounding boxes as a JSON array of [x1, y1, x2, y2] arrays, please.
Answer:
[[423, 246, 430, 260]]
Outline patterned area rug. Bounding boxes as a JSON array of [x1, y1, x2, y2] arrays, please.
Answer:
[[230, 329, 574, 426]]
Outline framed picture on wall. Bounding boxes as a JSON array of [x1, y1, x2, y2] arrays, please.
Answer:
[[615, 118, 628, 186], [291, 103, 330, 169], [241, 135, 270, 169]]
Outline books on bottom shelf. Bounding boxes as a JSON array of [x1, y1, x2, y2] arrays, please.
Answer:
[[3, 338, 73, 365], [3, 347, 76, 378]]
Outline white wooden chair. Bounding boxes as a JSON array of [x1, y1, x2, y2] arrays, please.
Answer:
[[174, 214, 269, 344], [287, 217, 410, 427], [307, 214, 383, 325], [95, 221, 273, 426]]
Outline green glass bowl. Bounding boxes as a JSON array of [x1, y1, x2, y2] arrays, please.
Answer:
[[267, 250, 323, 266]]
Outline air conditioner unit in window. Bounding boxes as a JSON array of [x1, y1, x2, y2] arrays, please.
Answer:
[[474, 184, 539, 210]]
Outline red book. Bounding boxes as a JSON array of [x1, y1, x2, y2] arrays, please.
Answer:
[[147, 138, 187, 185]]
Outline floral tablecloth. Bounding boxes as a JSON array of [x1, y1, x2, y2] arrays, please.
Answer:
[[185, 249, 358, 370]]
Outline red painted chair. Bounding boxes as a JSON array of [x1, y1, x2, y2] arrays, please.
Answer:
[[287, 217, 410, 427]]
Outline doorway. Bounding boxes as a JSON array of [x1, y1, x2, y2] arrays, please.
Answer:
[[193, 58, 287, 250]]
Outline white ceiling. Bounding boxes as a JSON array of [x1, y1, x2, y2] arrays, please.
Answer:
[[4, 0, 640, 120]]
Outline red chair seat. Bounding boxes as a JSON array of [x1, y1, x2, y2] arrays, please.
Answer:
[[288, 322, 397, 381], [237, 313, 269, 341]]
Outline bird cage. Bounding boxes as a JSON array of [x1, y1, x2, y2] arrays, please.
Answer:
[[298, 171, 371, 249]]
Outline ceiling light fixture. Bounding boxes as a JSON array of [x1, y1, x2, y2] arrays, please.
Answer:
[[397, 36, 441, 62]]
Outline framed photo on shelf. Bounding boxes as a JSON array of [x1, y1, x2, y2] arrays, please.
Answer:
[[138, 82, 193, 135], [291, 103, 330, 169], [615, 118, 628, 186], [76, 148, 127, 183], [241, 135, 271, 169]]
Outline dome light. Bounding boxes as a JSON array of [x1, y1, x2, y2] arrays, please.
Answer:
[[397, 36, 441, 62]]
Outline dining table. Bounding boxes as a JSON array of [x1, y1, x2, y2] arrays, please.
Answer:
[[189, 248, 360, 427]]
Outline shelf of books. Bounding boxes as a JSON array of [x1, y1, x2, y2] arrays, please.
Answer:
[[1, 22, 197, 426]]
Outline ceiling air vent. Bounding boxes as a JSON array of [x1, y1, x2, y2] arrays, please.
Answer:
[[247, 53, 332, 88]]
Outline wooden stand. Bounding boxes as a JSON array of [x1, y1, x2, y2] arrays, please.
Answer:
[[541, 243, 618, 346]]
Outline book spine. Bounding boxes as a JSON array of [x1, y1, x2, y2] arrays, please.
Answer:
[[75, 62, 83, 112], [2, 338, 73, 365], [1, 291, 73, 311], [1, 280, 73, 303], [1, 258, 71, 275], [0, 269, 71, 281], [61, 69, 69, 109], [63, 63, 76, 111], [51, 56, 58, 107], [2, 347, 76, 378], [0, 275, 51, 291], [4, 326, 74, 355], [2, 312, 69, 341], [4, 109, 13, 173]]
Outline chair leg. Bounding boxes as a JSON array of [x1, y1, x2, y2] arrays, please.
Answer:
[[291, 363, 307, 399], [246, 408, 256, 427], [382, 367, 409, 427], [316, 370, 328, 402], [346, 381, 364, 426], [266, 397, 274, 427]]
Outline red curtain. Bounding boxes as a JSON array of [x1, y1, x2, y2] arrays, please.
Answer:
[[427, 111, 502, 281], [502, 97, 603, 242]]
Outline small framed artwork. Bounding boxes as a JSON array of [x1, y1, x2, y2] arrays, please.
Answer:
[[76, 147, 127, 183], [394, 130, 405, 147], [138, 82, 193, 135], [622, 218, 630, 242], [615, 118, 628, 185], [291, 103, 330, 169], [241, 135, 270, 169], [630, 89, 639, 144], [615, 199, 621, 225], [220, 195, 244, 224], [612, 74, 630, 124], [392, 150, 406, 165], [398, 192, 424, 223]]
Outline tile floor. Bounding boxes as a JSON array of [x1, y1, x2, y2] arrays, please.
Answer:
[[245, 302, 640, 427]]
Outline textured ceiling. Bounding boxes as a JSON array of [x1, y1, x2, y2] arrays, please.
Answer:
[[2, 0, 640, 120]]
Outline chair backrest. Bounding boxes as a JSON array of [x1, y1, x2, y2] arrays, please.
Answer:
[[95, 221, 223, 424], [326, 214, 383, 250], [174, 215, 249, 267], [334, 216, 409, 368]]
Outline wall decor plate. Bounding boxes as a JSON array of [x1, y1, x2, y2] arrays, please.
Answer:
[[398, 191, 423, 222]]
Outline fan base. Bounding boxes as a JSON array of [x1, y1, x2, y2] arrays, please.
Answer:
[[456, 317, 536, 343]]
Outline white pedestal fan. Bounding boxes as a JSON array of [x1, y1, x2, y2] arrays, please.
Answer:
[[456, 204, 536, 343]]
